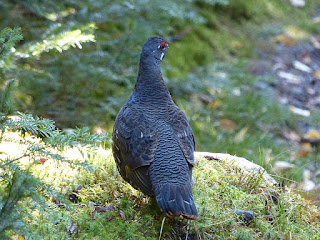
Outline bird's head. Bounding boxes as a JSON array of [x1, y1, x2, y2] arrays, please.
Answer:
[[140, 36, 169, 65]]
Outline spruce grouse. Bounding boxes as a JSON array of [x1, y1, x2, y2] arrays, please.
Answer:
[[112, 36, 197, 219]]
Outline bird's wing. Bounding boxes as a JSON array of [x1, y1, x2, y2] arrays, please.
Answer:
[[112, 104, 157, 195], [170, 108, 195, 167]]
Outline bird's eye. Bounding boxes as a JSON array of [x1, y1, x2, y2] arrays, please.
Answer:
[[158, 42, 168, 49]]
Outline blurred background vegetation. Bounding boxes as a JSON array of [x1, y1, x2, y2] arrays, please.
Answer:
[[2, 0, 320, 181]]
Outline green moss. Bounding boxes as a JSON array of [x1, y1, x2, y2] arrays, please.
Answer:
[[14, 143, 317, 239]]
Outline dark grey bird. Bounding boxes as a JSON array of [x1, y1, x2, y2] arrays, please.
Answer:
[[112, 36, 197, 220]]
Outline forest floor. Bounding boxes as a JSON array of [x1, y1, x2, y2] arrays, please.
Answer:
[[248, 22, 320, 203]]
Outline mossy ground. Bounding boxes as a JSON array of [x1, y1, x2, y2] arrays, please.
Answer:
[[7, 138, 317, 240]]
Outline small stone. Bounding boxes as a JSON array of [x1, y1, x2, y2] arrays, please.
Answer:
[[235, 209, 259, 224], [303, 169, 312, 181], [289, 106, 310, 117], [289, 0, 305, 8], [303, 180, 316, 191], [272, 161, 295, 173], [293, 60, 312, 73], [277, 71, 301, 84]]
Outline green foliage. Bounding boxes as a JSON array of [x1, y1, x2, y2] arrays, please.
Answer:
[[0, 27, 23, 117], [0, 79, 16, 116], [20, 23, 96, 57], [0, 28, 110, 237], [0, 166, 43, 239], [4, 0, 286, 129], [0, 112, 110, 238], [0, 27, 23, 64], [1, 0, 215, 128], [0, 120, 109, 238]]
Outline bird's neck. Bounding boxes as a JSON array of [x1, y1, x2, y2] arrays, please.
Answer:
[[134, 60, 170, 99]]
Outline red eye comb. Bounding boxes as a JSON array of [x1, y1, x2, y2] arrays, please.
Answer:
[[159, 42, 168, 49], [160, 42, 167, 47]]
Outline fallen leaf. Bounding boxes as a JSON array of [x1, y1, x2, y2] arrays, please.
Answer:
[[286, 25, 308, 40], [198, 94, 215, 104], [231, 40, 243, 49], [234, 126, 249, 143], [11, 235, 25, 240], [313, 69, 320, 79], [301, 130, 320, 147], [130, 194, 137, 200], [272, 34, 296, 46], [304, 130, 320, 139], [39, 158, 47, 165], [294, 142, 312, 158], [95, 204, 115, 213], [207, 87, 218, 96], [280, 130, 300, 142], [218, 119, 236, 132], [190, 93, 201, 105], [208, 99, 222, 109], [300, 52, 311, 64], [310, 36, 320, 49]]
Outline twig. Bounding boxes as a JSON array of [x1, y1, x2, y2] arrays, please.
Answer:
[[0, 154, 28, 167]]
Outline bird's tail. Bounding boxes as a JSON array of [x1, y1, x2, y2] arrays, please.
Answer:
[[153, 183, 198, 220]]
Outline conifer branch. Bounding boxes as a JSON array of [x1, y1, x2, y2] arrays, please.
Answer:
[[0, 154, 29, 168]]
